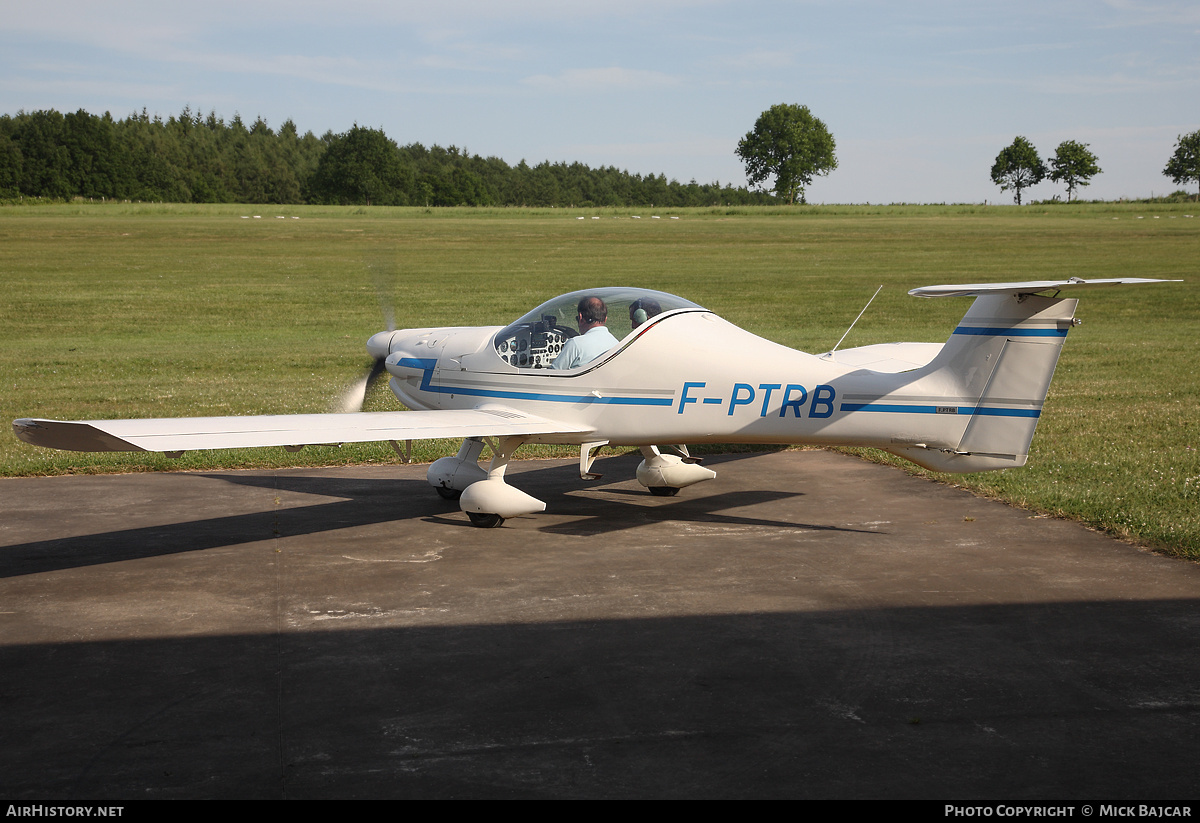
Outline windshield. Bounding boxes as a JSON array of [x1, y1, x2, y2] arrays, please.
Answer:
[[493, 287, 705, 369]]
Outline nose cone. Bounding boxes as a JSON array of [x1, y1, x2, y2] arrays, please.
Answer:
[[366, 330, 397, 360]]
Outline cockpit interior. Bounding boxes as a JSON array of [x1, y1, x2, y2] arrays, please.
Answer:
[[492, 287, 704, 370]]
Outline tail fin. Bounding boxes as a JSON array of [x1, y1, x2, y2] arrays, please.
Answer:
[[893, 278, 1178, 473], [919, 293, 1076, 471]]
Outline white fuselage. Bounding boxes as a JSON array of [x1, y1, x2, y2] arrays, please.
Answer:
[[380, 300, 1075, 473]]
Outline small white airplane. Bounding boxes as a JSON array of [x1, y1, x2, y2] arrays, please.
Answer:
[[13, 278, 1177, 527]]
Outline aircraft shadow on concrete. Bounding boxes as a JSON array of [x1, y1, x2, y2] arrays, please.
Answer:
[[2, 599, 1197, 798], [0, 454, 873, 579], [4, 452, 1198, 798]]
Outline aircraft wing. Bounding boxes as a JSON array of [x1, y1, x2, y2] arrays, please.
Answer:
[[909, 277, 1181, 298], [12, 408, 593, 453]]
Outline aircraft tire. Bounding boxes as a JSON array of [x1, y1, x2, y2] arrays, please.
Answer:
[[435, 485, 463, 500], [466, 511, 505, 528], [648, 486, 681, 497]]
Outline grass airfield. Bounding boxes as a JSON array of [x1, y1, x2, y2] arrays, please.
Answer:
[[1, 202, 1196, 558]]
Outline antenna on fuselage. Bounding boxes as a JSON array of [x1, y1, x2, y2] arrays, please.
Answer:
[[828, 284, 883, 360]]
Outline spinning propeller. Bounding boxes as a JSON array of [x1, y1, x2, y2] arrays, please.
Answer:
[[336, 256, 399, 414], [336, 353, 390, 414]]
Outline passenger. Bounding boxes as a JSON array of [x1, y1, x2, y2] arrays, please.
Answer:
[[552, 296, 620, 370], [629, 297, 662, 329]]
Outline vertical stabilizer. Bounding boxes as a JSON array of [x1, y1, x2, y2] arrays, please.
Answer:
[[899, 293, 1077, 472]]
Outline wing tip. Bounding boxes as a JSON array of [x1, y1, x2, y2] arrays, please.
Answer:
[[12, 418, 143, 452]]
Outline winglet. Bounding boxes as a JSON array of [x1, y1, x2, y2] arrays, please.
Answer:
[[909, 278, 1182, 299]]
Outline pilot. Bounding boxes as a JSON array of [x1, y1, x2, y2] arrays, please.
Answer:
[[552, 296, 620, 370], [629, 297, 662, 329]]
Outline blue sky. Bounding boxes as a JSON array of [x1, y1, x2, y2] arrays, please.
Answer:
[[3, 0, 1197, 203]]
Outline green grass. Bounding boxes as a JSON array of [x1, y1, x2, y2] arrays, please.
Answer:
[[2, 202, 1197, 558]]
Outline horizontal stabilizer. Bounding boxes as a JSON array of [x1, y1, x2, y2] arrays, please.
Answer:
[[909, 278, 1180, 299], [13, 408, 592, 453]]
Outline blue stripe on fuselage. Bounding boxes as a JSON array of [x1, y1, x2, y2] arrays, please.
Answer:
[[840, 402, 1040, 418], [393, 357, 674, 407]]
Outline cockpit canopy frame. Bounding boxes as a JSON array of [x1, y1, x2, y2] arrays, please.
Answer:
[[492, 287, 706, 370]]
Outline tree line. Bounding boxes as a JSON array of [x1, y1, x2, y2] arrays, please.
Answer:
[[732, 102, 1200, 206], [0, 108, 774, 208], [990, 132, 1200, 204], [989, 137, 1103, 205]]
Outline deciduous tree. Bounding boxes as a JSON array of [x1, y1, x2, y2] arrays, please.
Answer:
[[991, 136, 1046, 205], [1163, 130, 1200, 201], [736, 104, 837, 204], [308, 125, 412, 205], [1049, 140, 1101, 202]]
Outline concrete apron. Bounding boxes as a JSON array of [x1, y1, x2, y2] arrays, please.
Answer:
[[1, 449, 1197, 798]]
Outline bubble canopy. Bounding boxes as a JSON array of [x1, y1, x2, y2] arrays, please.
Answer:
[[493, 287, 706, 370]]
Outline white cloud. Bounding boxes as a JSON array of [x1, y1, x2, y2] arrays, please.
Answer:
[[719, 50, 795, 70], [565, 136, 733, 160], [1098, 0, 1200, 28], [0, 75, 181, 107], [523, 67, 683, 92]]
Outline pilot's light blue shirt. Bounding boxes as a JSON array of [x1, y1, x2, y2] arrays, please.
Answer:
[[551, 326, 619, 370]]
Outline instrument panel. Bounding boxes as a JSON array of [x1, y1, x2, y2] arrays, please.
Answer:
[[494, 316, 577, 369]]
